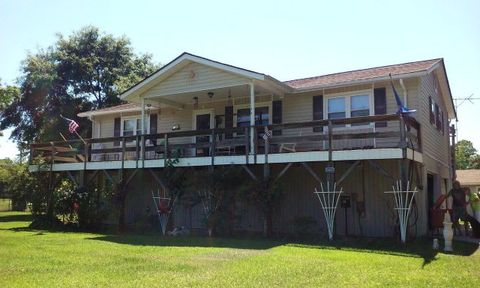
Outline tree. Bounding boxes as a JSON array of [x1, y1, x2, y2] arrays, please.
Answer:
[[0, 80, 19, 110], [0, 26, 159, 144], [0, 80, 20, 137], [455, 139, 480, 169]]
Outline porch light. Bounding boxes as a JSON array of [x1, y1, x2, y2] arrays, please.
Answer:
[[208, 92, 214, 98], [172, 124, 180, 131]]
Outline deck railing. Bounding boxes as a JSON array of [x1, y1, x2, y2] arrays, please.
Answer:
[[29, 114, 421, 165]]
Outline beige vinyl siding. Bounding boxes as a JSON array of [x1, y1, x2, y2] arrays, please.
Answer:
[[143, 62, 250, 98], [281, 80, 419, 149], [418, 72, 451, 178]]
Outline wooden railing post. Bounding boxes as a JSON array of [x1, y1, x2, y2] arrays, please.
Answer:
[[83, 140, 89, 168], [141, 135, 146, 163], [264, 125, 270, 178], [211, 129, 216, 167], [244, 127, 249, 164], [163, 134, 168, 166], [254, 127, 258, 164], [399, 114, 407, 150], [135, 135, 140, 162], [121, 137, 126, 170], [328, 120, 333, 162]]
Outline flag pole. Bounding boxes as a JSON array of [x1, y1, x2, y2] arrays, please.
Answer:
[[75, 131, 86, 144], [60, 114, 86, 144]]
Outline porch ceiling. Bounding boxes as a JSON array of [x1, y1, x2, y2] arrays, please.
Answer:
[[143, 83, 276, 109]]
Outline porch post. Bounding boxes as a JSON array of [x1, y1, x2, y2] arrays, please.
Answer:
[[249, 81, 255, 154], [141, 98, 145, 159]]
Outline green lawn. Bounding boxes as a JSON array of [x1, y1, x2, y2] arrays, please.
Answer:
[[0, 212, 479, 287]]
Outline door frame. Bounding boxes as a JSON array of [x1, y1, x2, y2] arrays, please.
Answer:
[[192, 108, 215, 145]]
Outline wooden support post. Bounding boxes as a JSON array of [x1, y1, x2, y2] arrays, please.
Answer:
[[148, 169, 166, 190], [337, 160, 360, 186], [366, 160, 396, 181], [66, 171, 79, 187], [242, 164, 258, 182], [301, 162, 322, 184], [275, 163, 292, 182]]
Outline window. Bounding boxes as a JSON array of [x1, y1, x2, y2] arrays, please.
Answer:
[[123, 119, 141, 137], [237, 107, 269, 127], [325, 92, 371, 127], [236, 106, 269, 134], [351, 95, 369, 117], [122, 117, 147, 143], [328, 97, 346, 120]]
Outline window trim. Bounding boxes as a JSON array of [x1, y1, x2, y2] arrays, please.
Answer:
[[323, 89, 374, 129]]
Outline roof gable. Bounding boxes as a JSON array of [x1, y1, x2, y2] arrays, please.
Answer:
[[142, 61, 253, 98], [120, 52, 266, 101]]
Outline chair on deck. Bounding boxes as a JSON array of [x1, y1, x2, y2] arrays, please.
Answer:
[[279, 129, 303, 153]]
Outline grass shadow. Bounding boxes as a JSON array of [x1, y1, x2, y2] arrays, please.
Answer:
[[285, 237, 478, 267], [0, 213, 32, 222], [88, 234, 284, 250]]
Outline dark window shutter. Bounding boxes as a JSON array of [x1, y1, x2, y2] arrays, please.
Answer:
[[429, 97, 435, 124], [225, 106, 233, 139], [435, 103, 440, 130], [313, 95, 323, 132], [149, 113, 158, 134], [114, 117, 121, 146], [149, 113, 158, 145], [374, 88, 387, 128], [272, 100, 282, 136]]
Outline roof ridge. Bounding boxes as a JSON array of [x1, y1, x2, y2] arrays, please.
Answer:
[[284, 58, 443, 84]]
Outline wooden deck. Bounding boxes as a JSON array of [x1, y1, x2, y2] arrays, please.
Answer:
[[29, 114, 421, 171]]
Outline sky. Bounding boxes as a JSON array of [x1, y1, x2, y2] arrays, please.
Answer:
[[1, 0, 479, 159]]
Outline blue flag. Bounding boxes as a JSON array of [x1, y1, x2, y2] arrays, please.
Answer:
[[389, 74, 416, 114]]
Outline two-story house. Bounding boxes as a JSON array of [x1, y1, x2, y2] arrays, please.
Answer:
[[30, 53, 455, 238]]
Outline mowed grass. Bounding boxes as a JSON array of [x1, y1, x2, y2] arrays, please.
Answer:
[[0, 212, 479, 287]]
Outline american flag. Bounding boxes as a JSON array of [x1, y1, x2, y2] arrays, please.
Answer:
[[60, 115, 80, 134]]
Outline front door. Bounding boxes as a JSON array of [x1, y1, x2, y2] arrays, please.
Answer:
[[194, 111, 213, 156]]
